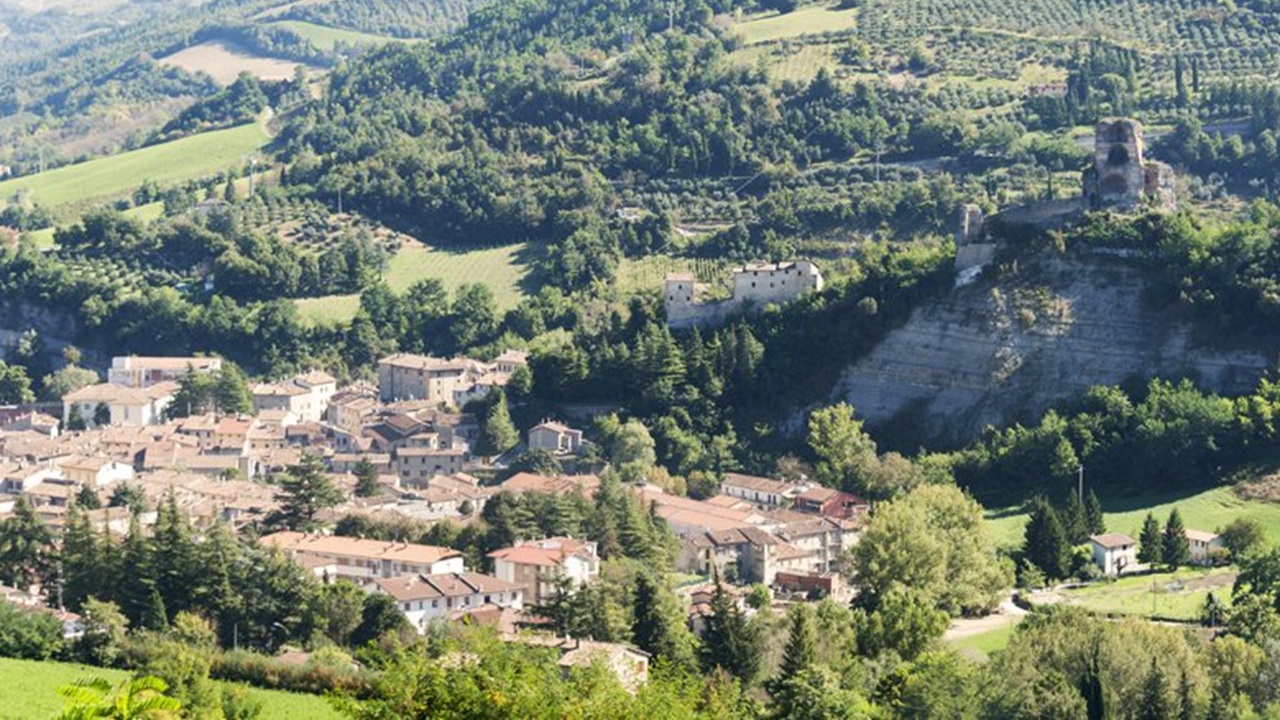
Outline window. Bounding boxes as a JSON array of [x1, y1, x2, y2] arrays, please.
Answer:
[[403, 602, 411, 611]]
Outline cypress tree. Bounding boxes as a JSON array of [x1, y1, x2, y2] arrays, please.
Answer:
[[1062, 492, 1088, 545], [117, 517, 156, 628], [353, 456, 380, 498], [632, 571, 694, 670], [1080, 641, 1108, 720], [1163, 508, 1191, 568], [699, 575, 760, 684], [1085, 490, 1106, 535], [152, 493, 197, 617], [1138, 513, 1163, 565], [478, 390, 518, 457], [1175, 55, 1188, 108], [1137, 657, 1171, 720], [59, 504, 101, 611], [1024, 497, 1071, 579]]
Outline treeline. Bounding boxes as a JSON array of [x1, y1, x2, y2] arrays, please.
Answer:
[[950, 377, 1280, 498], [154, 73, 272, 142]]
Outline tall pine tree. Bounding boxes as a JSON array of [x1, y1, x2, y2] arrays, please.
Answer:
[[1061, 492, 1088, 545], [698, 575, 760, 684], [1163, 508, 1190, 569], [1023, 497, 1071, 580], [768, 603, 817, 717], [1085, 490, 1106, 536], [1138, 513, 1163, 565], [353, 456, 380, 498]]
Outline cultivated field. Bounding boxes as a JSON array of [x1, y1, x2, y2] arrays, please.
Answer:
[[268, 20, 412, 51], [616, 255, 733, 296], [985, 485, 1280, 550], [0, 657, 339, 720], [296, 240, 531, 324], [947, 621, 1020, 661], [160, 39, 316, 84], [0, 123, 269, 210], [1053, 567, 1236, 621], [732, 4, 858, 46]]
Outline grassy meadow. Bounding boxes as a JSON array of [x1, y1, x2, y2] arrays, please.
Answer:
[[296, 241, 530, 324], [0, 124, 270, 210], [0, 657, 339, 720], [1054, 567, 1236, 621], [985, 485, 1280, 551], [732, 4, 858, 46], [947, 621, 1021, 661]]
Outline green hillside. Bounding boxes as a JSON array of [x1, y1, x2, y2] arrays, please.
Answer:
[[0, 657, 339, 720], [0, 123, 270, 210]]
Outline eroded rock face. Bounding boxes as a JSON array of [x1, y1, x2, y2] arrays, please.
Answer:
[[825, 255, 1272, 444]]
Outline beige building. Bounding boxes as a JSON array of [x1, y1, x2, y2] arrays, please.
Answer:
[[261, 531, 467, 585], [1186, 529, 1226, 566], [108, 356, 222, 388], [527, 421, 584, 456], [377, 354, 479, 404], [665, 260, 823, 329], [1090, 533, 1138, 576], [489, 537, 600, 606], [62, 382, 179, 428], [252, 370, 337, 423]]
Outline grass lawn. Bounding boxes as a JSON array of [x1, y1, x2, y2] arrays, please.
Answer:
[[948, 621, 1020, 661], [0, 124, 270, 209], [1056, 567, 1236, 621], [268, 20, 417, 51], [733, 4, 858, 46], [985, 485, 1280, 550], [296, 240, 530, 325], [0, 657, 339, 720]]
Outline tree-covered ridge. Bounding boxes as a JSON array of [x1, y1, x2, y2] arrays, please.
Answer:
[[281, 0, 494, 39]]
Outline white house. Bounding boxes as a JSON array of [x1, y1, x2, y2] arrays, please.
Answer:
[[1186, 529, 1226, 566], [719, 473, 805, 508], [1090, 533, 1138, 576], [260, 531, 466, 586], [62, 382, 179, 428], [251, 370, 337, 424], [489, 537, 599, 606], [527, 421, 584, 456], [371, 572, 524, 632]]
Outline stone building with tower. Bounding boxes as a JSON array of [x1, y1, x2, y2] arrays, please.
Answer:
[[1082, 118, 1176, 212]]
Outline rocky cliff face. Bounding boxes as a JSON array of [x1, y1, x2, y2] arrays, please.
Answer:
[[828, 253, 1275, 444]]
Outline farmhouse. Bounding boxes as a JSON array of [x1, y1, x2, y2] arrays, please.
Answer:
[[1186, 529, 1225, 566], [1090, 533, 1138, 576]]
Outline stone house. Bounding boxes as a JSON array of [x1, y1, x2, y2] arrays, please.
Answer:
[[793, 486, 869, 519], [1186, 529, 1226, 566], [527, 421, 584, 456], [1090, 533, 1138, 576]]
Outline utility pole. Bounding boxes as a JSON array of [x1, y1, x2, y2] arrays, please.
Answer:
[[1078, 464, 1084, 503], [667, 3, 675, 32], [248, 157, 258, 196]]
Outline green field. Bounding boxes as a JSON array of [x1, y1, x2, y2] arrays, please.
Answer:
[[948, 621, 1020, 661], [268, 20, 415, 51], [296, 241, 530, 324], [0, 657, 339, 720], [0, 123, 270, 209], [733, 4, 858, 46], [1056, 567, 1236, 621], [985, 485, 1280, 551]]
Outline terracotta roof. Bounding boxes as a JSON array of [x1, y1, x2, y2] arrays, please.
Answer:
[[721, 472, 792, 494], [64, 381, 179, 404], [531, 420, 577, 434], [1185, 529, 1220, 543], [113, 356, 220, 371], [253, 382, 308, 398], [378, 354, 473, 372], [295, 370, 337, 386], [1090, 533, 1136, 549], [261, 531, 462, 566], [372, 572, 522, 601]]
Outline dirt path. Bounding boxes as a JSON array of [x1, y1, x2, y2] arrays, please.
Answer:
[[944, 595, 1028, 641]]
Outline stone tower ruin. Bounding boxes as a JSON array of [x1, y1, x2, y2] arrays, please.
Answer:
[[1082, 118, 1175, 212]]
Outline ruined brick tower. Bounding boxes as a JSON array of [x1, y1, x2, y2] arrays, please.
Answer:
[[1082, 118, 1176, 212]]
